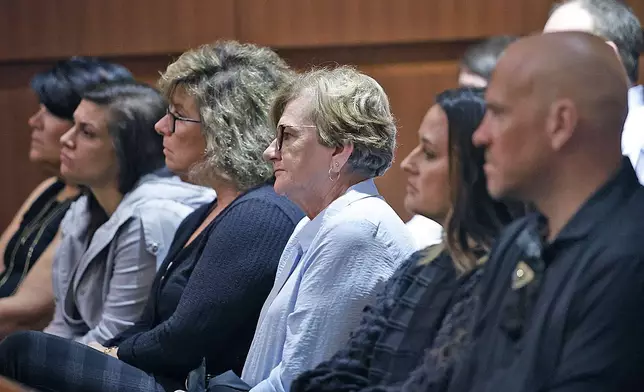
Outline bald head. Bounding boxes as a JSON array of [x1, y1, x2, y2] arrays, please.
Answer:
[[494, 31, 628, 136], [473, 31, 629, 203]]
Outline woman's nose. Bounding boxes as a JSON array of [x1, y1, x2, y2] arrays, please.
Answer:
[[60, 127, 75, 148], [28, 108, 43, 129], [263, 139, 280, 162], [400, 147, 419, 174], [155, 113, 172, 136]]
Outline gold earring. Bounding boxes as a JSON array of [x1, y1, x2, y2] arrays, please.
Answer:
[[328, 166, 340, 182]]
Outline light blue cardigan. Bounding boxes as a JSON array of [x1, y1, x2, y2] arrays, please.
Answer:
[[241, 179, 415, 392]]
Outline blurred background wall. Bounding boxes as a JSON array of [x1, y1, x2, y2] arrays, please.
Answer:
[[1, 0, 643, 227]]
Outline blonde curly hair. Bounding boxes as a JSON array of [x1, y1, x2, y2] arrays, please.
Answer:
[[159, 40, 295, 190]]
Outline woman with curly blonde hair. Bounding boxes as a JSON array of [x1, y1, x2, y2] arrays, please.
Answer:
[[0, 41, 303, 392]]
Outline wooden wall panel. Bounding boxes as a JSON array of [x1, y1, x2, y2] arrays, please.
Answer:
[[0, 0, 235, 61], [1, 0, 643, 228], [626, 0, 644, 22], [237, 0, 553, 47]]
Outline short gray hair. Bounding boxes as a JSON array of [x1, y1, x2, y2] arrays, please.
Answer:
[[159, 40, 295, 190], [271, 66, 396, 178], [461, 35, 519, 81], [550, 0, 643, 84]]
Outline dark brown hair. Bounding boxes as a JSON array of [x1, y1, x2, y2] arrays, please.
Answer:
[[437, 87, 526, 272]]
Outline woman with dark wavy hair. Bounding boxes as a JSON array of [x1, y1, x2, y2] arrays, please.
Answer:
[[43, 81, 214, 345], [0, 57, 133, 338], [291, 87, 526, 391]]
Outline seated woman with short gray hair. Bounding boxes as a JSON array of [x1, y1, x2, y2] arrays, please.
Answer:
[[236, 66, 416, 392]]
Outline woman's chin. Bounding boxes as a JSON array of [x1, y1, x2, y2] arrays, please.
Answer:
[[272, 179, 291, 197], [403, 197, 420, 215], [28, 148, 43, 163], [272, 183, 287, 196], [59, 164, 74, 181], [164, 160, 187, 177]]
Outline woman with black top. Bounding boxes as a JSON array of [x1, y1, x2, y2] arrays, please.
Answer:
[[0, 57, 133, 337], [0, 41, 303, 392], [291, 87, 526, 391]]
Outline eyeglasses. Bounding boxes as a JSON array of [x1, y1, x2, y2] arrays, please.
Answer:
[[275, 124, 316, 152], [166, 108, 201, 134]]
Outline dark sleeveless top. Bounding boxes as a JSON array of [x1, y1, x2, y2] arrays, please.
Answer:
[[0, 180, 74, 298]]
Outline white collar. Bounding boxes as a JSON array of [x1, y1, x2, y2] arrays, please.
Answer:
[[628, 85, 644, 110]]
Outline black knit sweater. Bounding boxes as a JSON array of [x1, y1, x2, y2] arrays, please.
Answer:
[[106, 183, 303, 391], [292, 247, 483, 392]]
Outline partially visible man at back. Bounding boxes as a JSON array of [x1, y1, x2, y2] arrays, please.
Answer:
[[446, 32, 644, 392], [544, 0, 644, 183], [458, 35, 519, 88]]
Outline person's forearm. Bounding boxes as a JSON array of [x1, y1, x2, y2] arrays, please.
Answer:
[[0, 295, 54, 339]]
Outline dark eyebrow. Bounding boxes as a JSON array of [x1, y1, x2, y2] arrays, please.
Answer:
[[74, 119, 97, 130]]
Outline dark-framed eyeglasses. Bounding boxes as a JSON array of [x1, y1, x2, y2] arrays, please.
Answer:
[[275, 124, 317, 152], [166, 108, 201, 134]]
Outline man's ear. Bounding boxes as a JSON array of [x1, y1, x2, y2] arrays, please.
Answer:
[[606, 40, 619, 57], [546, 99, 578, 151]]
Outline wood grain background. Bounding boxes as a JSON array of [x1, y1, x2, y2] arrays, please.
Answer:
[[1, 0, 643, 226]]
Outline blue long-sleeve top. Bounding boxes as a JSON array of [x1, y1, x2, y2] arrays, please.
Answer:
[[241, 179, 415, 392]]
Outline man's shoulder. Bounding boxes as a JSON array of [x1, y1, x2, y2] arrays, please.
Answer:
[[485, 215, 536, 263], [473, 215, 537, 298], [590, 187, 644, 256]]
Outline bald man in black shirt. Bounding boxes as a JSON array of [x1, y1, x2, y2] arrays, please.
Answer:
[[446, 32, 644, 392]]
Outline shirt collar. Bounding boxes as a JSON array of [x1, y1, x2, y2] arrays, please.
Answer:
[[628, 85, 644, 110], [549, 157, 640, 244], [293, 178, 381, 251]]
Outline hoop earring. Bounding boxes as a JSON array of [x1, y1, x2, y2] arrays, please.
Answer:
[[328, 167, 340, 182]]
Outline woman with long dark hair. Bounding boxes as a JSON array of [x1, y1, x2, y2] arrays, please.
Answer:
[[291, 87, 526, 391]]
